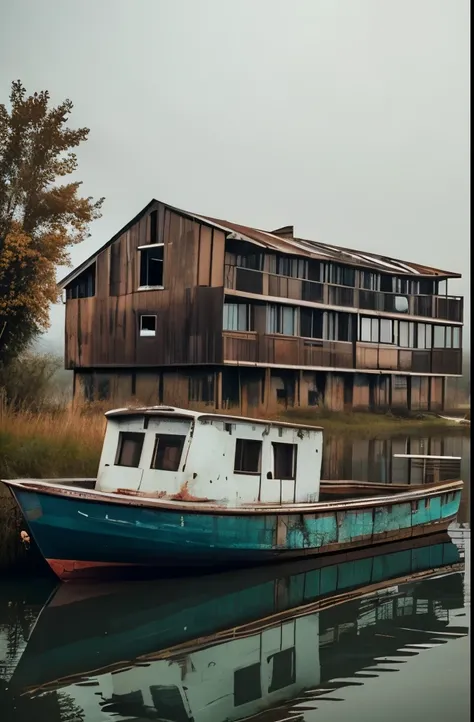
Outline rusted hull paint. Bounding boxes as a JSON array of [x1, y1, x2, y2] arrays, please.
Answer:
[[4, 481, 462, 581]]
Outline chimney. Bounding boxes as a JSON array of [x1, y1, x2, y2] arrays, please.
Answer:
[[271, 225, 294, 239]]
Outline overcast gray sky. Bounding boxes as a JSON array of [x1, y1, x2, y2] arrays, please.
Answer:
[[1, 0, 470, 349]]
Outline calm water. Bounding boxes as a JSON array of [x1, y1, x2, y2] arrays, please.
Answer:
[[0, 433, 470, 722]]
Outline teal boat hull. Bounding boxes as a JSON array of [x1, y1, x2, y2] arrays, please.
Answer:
[[3, 478, 462, 580]]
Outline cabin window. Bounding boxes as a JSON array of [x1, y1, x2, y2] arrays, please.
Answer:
[[115, 432, 144, 467], [151, 434, 186, 472], [140, 315, 157, 337], [268, 648, 296, 692], [234, 439, 262, 474], [272, 442, 297, 480], [139, 245, 164, 287], [300, 308, 323, 339], [223, 303, 253, 332], [234, 664, 262, 706]]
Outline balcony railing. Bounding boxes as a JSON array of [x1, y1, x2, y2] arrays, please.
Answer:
[[223, 332, 462, 375], [224, 264, 463, 323]]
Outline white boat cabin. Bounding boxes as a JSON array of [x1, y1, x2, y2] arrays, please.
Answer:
[[96, 406, 323, 505]]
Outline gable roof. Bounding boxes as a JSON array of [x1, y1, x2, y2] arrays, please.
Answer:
[[59, 199, 461, 288]]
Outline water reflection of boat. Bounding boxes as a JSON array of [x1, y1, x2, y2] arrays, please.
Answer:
[[6, 533, 467, 722]]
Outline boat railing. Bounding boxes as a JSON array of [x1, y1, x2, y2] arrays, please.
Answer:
[[393, 454, 462, 485]]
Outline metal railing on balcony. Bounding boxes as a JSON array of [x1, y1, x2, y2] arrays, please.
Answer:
[[224, 264, 463, 323]]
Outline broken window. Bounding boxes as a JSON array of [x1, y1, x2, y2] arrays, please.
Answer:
[[139, 245, 164, 287], [140, 315, 157, 337], [234, 439, 262, 474], [151, 434, 186, 472], [115, 432, 144, 467], [272, 442, 297, 479]]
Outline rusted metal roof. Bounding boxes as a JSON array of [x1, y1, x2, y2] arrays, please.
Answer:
[[59, 199, 461, 288]]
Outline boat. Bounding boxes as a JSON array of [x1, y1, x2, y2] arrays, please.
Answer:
[[1, 406, 464, 581], [4, 534, 467, 721]]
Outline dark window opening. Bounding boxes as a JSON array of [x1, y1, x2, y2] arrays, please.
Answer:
[[109, 241, 121, 296], [273, 442, 297, 479], [150, 686, 188, 722], [151, 434, 186, 471], [98, 377, 110, 401], [268, 648, 296, 693], [301, 308, 323, 339], [189, 373, 215, 405], [308, 389, 319, 406], [234, 439, 262, 474], [82, 374, 94, 403], [140, 315, 157, 337], [115, 432, 144, 467], [234, 664, 262, 707], [140, 246, 164, 287], [66, 263, 96, 299], [222, 368, 240, 408], [149, 210, 158, 244]]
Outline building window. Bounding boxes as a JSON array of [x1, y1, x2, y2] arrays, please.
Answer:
[[416, 323, 432, 349], [275, 256, 308, 279], [380, 318, 393, 344], [300, 308, 323, 339], [452, 326, 461, 349], [360, 271, 380, 291], [66, 264, 96, 299], [398, 320, 415, 348], [272, 442, 297, 480], [151, 434, 186, 472], [223, 303, 253, 331], [115, 432, 144, 467], [360, 317, 379, 343], [236, 252, 263, 270], [433, 325, 445, 348], [189, 373, 215, 404], [139, 245, 164, 287], [234, 439, 262, 474], [140, 315, 157, 337], [267, 305, 298, 336]]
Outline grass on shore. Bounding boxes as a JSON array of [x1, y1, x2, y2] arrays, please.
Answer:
[[0, 405, 468, 482]]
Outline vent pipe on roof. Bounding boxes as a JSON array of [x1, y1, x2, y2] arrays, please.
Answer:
[[271, 225, 294, 239]]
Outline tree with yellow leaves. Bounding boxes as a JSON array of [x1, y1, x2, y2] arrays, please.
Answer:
[[0, 80, 104, 366]]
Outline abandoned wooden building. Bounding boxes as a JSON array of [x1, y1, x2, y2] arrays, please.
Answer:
[[60, 199, 464, 414]]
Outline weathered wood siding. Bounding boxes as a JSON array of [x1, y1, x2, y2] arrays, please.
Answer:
[[65, 205, 225, 368]]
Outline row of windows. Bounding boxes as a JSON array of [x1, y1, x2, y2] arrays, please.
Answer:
[[223, 303, 353, 342], [116, 431, 297, 480], [231, 253, 441, 294], [359, 317, 461, 349], [223, 304, 461, 348]]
